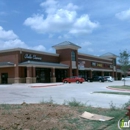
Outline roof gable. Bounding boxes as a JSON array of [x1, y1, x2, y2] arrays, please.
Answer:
[[52, 41, 81, 50], [100, 52, 117, 58]]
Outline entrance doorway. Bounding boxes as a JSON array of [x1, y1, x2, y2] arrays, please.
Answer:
[[55, 69, 67, 82], [1, 73, 8, 84], [79, 70, 88, 79], [36, 68, 51, 83]]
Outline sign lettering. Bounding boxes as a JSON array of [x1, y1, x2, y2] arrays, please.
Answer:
[[24, 54, 42, 60]]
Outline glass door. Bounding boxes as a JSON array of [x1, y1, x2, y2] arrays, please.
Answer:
[[1, 73, 8, 84]]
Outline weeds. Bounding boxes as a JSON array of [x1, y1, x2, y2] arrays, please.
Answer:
[[122, 99, 130, 109], [63, 100, 67, 105], [0, 104, 12, 110], [67, 98, 86, 107], [0, 98, 129, 130], [40, 96, 54, 104], [50, 128, 59, 130], [0, 104, 22, 110], [109, 101, 117, 110]]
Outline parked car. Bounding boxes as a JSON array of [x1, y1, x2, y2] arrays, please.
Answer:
[[63, 76, 85, 83], [104, 76, 114, 82], [87, 76, 107, 82], [121, 76, 130, 81]]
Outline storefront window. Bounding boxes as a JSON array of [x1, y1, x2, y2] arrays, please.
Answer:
[[97, 63, 103, 67], [71, 51, 76, 61], [91, 62, 96, 66], [113, 59, 116, 66]]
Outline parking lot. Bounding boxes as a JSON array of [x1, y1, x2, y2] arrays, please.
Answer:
[[0, 81, 130, 108]]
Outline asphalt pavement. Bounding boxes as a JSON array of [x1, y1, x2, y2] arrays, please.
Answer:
[[0, 81, 130, 108]]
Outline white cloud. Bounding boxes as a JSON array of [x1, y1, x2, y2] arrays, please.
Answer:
[[70, 15, 99, 34], [87, 48, 94, 52], [64, 3, 79, 11], [116, 8, 130, 20], [63, 34, 71, 39], [31, 45, 46, 51], [40, 0, 58, 14], [0, 26, 46, 51], [3, 39, 27, 48], [48, 47, 55, 53], [24, 0, 99, 35], [77, 41, 92, 53], [80, 41, 92, 47], [0, 26, 18, 40]]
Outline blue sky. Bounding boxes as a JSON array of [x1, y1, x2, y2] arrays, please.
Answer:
[[0, 0, 130, 56]]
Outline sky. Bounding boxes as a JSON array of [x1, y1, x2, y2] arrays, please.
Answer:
[[0, 0, 130, 56]]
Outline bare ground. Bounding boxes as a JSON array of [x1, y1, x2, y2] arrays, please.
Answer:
[[0, 103, 85, 130], [0, 102, 127, 130]]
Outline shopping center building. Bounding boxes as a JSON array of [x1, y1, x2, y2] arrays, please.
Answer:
[[0, 41, 122, 84]]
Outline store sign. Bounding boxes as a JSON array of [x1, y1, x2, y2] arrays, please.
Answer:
[[91, 62, 103, 67], [97, 63, 103, 67], [91, 62, 96, 66], [78, 61, 85, 70], [24, 54, 42, 60], [110, 65, 113, 68]]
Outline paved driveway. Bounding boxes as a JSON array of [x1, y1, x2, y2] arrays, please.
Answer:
[[0, 81, 130, 108]]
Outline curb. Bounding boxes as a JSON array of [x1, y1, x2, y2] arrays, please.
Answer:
[[31, 83, 63, 88], [106, 86, 130, 92]]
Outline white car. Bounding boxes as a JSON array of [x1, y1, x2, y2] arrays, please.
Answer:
[[121, 76, 130, 81], [104, 76, 114, 82]]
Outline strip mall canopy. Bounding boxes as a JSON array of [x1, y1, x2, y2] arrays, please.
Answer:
[[19, 60, 69, 69]]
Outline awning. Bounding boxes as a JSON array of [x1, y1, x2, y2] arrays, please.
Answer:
[[19, 60, 69, 69], [79, 67, 113, 72], [0, 62, 14, 68]]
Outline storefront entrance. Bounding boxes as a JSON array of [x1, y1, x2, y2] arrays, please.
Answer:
[[79, 70, 88, 79], [1, 73, 8, 84], [55, 69, 67, 82], [93, 71, 102, 76], [36, 68, 51, 83]]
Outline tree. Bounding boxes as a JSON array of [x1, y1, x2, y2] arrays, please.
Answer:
[[118, 50, 130, 86]]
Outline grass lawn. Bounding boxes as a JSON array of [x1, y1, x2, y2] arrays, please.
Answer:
[[108, 85, 130, 90], [93, 91, 130, 96]]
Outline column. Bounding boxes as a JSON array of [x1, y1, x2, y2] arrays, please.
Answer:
[[101, 71, 104, 76], [89, 70, 92, 78], [0, 74, 1, 84], [51, 68, 56, 82], [120, 73, 122, 80], [32, 67, 36, 83], [72, 69, 79, 76], [112, 71, 114, 80], [26, 66, 33, 83], [68, 67, 72, 77], [115, 71, 117, 80], [117, 72, 120, 80], [75, 69, 78, 76], [14, 65, 20, 83]]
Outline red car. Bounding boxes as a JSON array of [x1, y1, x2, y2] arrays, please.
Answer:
[[63, 76, 85, 83]]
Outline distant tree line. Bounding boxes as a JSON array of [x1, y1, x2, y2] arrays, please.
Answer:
[[118, 50, 130, 86]]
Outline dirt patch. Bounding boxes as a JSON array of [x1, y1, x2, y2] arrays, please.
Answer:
[[0, 103, 82, 130], [0, 103, 123, 130]]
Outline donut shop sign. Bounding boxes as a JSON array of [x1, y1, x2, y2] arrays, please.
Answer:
[[24, 54, 42, 60]]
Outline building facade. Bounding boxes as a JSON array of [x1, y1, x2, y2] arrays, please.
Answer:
[[0, 41, 122, 84]]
